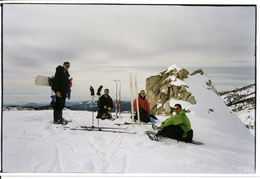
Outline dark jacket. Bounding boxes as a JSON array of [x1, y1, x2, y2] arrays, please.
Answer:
[[52, 65, 70, 94], [98, 95, 113, 111]]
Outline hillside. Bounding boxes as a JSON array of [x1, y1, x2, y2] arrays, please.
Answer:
[[218, 84, 255, 135]]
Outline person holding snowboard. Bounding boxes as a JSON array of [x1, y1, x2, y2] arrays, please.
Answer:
[[52, 62, 73, 125], [133, 90, 157, 123], [152, 104, 193, 142], [96, 89, 114, 120]]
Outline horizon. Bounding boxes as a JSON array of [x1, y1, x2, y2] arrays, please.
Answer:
[[3, 78, 255, 106]]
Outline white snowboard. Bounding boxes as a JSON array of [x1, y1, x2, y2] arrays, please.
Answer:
[[35, 75, 51, 86]]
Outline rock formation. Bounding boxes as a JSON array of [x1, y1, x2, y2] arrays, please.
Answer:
[[146, 65, 214, 115]]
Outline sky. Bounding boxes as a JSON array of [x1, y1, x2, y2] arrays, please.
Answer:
[[1, 3, 256, 104]]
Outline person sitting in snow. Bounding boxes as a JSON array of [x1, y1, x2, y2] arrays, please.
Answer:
[[133, 90, 157, 123], [152, 104, 193, 142], [96, 89, 114, 120]]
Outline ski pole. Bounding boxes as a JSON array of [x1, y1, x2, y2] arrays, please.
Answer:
[[115, 80, 118, 118], [129, 73, 135, 127], [97, 85, 103, 125], [118, 80, 121, 116], [89, 86, 95, 125]]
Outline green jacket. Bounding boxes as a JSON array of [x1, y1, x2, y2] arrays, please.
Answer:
[[160, 109, 191, 138]]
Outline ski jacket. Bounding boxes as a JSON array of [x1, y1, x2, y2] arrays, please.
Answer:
[[52, 65, 70, 94], [98, 95, 113, 110], [160, 109, 191, 138], [133, 95, 151, 114]]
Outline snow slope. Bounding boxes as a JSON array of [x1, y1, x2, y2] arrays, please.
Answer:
[[3, 109, 254, 174], [3, 65, 255, 174]]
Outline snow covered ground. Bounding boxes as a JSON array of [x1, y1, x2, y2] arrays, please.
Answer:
[[3, 108, 254, 174], [3, 65, 255, 175]]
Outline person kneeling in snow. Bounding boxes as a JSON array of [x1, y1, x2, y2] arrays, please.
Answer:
[[96, 89, 114, 120], [153, 104, 193, 142]]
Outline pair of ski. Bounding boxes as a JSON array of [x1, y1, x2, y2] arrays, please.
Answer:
[[144, 131, 204, 145], [129, 72, 141, 126], [114, 80, 121, 118], [69, 125, 136, 134]]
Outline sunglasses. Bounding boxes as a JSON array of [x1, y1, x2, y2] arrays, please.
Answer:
[[65, 65, 70, 68], [173, 108, 179, 111]]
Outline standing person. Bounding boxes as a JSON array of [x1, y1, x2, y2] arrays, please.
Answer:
[[133, 90, 157, 123], [96, 89, 114, 120], [152, 104, 193, 142], [52, 62, 73, 125]]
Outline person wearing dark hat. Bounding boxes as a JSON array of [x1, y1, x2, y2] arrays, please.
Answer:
[[52, 62, 73, 124]]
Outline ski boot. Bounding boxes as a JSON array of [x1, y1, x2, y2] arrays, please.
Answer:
[[152, 124, 161, 131], [56, 118, 68, 125]]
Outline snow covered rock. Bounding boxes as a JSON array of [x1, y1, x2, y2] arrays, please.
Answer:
[[146, 64, 217, 115]]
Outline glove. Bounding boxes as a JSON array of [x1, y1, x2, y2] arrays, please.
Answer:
[[89, 86, 95, 96], [97, 85, 103, 96]]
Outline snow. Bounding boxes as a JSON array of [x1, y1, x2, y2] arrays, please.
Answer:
[[2, 66, 255, 174], [166, 64, 183, 73], [170, 77, 187, 87], [3, 109, 254, 174]]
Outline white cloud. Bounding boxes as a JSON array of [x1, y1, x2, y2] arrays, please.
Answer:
[[3, 4, 256, 104]]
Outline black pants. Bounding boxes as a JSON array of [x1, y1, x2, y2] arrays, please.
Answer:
[[97, 109, 109, 119], [134, 109, 150, 123], [157, 125, 193, 142], [53, 94, 66, 122]]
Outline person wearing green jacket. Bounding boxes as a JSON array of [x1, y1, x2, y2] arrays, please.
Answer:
[[155, 104, 193, 142]]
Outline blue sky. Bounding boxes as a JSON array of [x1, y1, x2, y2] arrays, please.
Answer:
[[2, 3, 256, 104]]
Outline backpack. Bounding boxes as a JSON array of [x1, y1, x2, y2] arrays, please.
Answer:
[[48, 76, 55, 91]]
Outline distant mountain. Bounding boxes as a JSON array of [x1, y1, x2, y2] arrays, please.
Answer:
[[219, 84, 255, 135], [4, 100, 131, 112], [68, 100, 131, 112]]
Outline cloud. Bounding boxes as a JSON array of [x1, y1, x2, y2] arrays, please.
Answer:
[[3, 4, 256, 103]]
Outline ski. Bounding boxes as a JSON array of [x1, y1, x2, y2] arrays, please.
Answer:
[[70, 127, 136, 134], [129, 72, 135, 126], [80, 125, 127, 130], [114, 80, 121, 118], [114, 122, 152, 126], [134, 72, 141, 126]]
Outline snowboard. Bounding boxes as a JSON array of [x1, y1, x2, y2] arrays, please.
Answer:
[[35, 75, 52, 86], [144, 130, 204, 145]]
